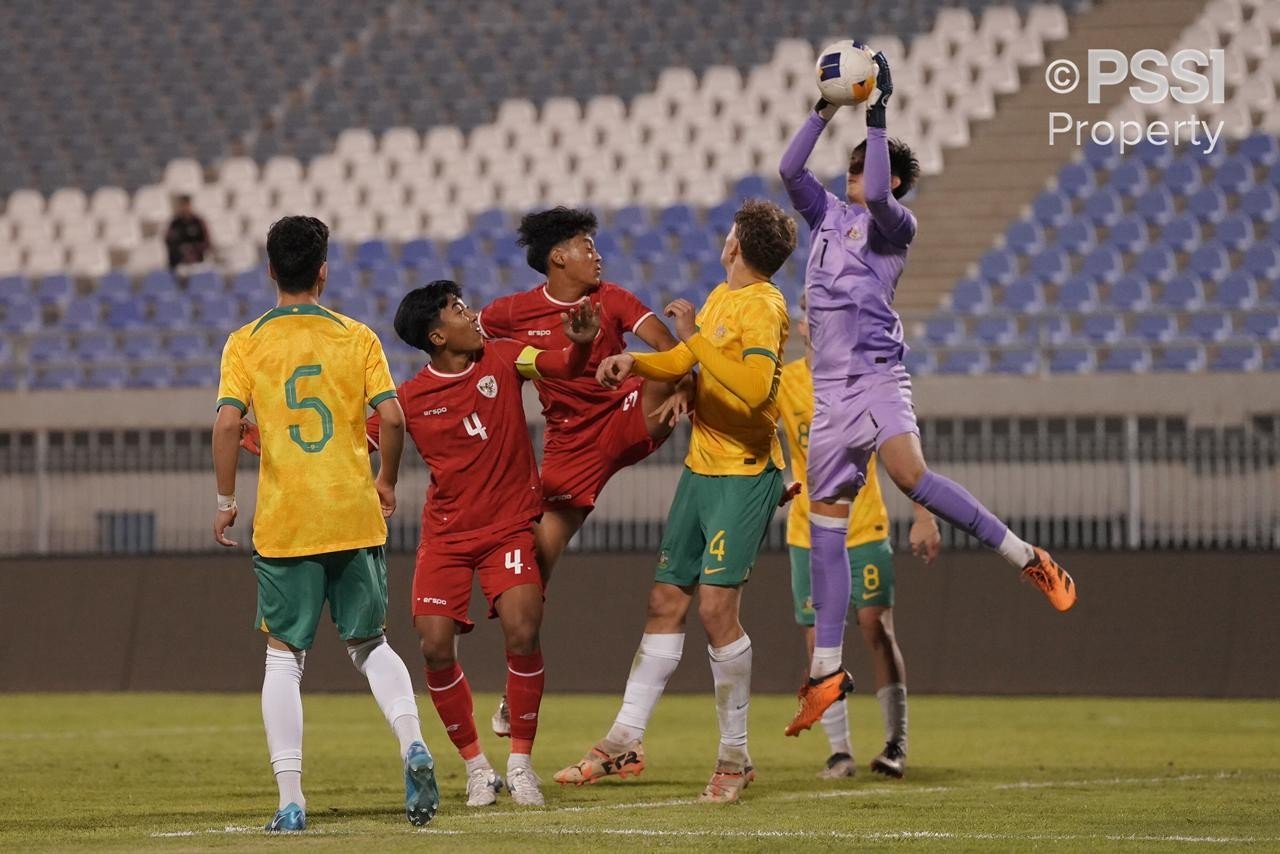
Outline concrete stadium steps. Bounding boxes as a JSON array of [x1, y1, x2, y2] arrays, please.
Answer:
[[897, 0, 1209, 317]]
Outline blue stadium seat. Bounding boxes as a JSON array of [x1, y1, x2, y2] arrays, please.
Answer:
[[1242, 244, 1280, 279], [1159, 273, 1205, 310], [62, 296, 102, 332], [1106, 274, 1151, 311], [1004, 220, 1044, 256], [1029, 248, 1070, 286], [1240, 185, 1280, 223], [96, 271, 133, 303], [1165, 157, 1203, 195], [1098, 344, 1150, 373], [1135, 185, 1175, 224], [1242, 310, 1280, 341], [84, 364, 128, 390], [606, 256, 642, 287], [1055, 219, 1096, 253], [649, 257, 690, 292], [1108, 160, 1148, 197], [1184, 311, 1232, 342], [1083, 189, 1123, 226], [230, 268, 268, 301], [1082, 141, 1122, 172], [924, 315, 963, 346], [979, 247, 1018, 286], [592, 231, 622, 260], [165, 332, 206, 361], [140, 270, 178, 300], [354, 239, 394, 270], [1048, 346, 1095, 374], [29, 332, 72, 363], [1081, 245, 1124, 285], [733, 175, 769, 202], [36, 274, 74, 307], [121, 331, 162, 360], [76, 331, 117, 363], [175, 361, 220, 388], [949, 277, 991, 314], [370, 264, 408, 295], [1081, 313, 1123, 343], [106, 300, 146, 331], [904, 347, 934, 376], [471, 208, 508, 241], [1210, 341, 1262, 372], [658, 204, 697, 236], [1154, 343, 1205, 372], [706, 200, 737, 236], [1213, 213, 1254, 251], [1130, 311, 1176, 342], [1131, 139, 1175, 170], [1056, 275, 1098, 313], [1187, 242, 1229, 283], [1162, 213, 1203, 252], [611, 205, 651, 237], [1267, 346, 1280, 371], [129, 363, 175, 389], [1240, 134, 1279, 166], [193, 295, 238, 330], [989, 346, 1039, 375], [1212, 271, 1258, 310], [0, 366, 20, 392], [1000, 277, 1045, 312], [1213, 155, 1253, 194], [445, 234, 481, 268], [679, 230, 719, 264], [0, 275, 32, 302], [937, 348, 989, 375], [32, 364, 82, 391], [1187, 185, 1227, 223], [1108, 215, 1149, 253], [324, 262, 358, 296], [631, 231, 668, 264], [1056, 161, 1094, 198], [327, 242, 350, 265], [973, 314, 1017, 346], [185, 270, 223, 292], [1031, 189, 1071, 228], [0, 295, 39, 334], [333, 291, 380, 321], [1134, 245, 1176, 282], [401, 237, 440, 269]]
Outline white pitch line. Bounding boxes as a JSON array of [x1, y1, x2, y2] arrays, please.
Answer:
[[415, 827, 1277, 844]]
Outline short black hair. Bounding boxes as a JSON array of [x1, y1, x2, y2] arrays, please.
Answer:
[[850, 138, 921, 200], [516, 206, 597, 274], [266, 216, 329, 294], [733, 199, 797, 277], [394, 280, 461, 354]]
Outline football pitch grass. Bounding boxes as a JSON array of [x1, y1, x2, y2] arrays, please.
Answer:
[[2, 693, 1277, 851]]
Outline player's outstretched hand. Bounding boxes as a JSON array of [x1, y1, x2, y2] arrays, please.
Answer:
[[664, 299, 697, 341], [596, 353, 635, 388], [561, 300, 601, 345], [867, 50, 893, 129], [649, 386, 692, 427], [909, 511, 941, 564], [779, 481, 802, 507], [213, 506, 238, 548], [375, 475, 397, 519], [239, 419, 261, 456]]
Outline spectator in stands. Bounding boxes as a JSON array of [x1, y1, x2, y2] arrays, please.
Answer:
[[164, 195, 211, 270]]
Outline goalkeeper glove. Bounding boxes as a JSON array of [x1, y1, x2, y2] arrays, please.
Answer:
[[866, 50, 893, 129]]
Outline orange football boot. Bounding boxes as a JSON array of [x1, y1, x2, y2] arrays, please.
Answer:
[[553, 741, 646, 785], [1022, 546, 1077, 612], [784, 669, 854, 737]]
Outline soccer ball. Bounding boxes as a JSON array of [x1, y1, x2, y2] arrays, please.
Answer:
[[815, 41, 878, 106]]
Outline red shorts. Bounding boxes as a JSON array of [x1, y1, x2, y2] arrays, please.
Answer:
[[541, 377, 666, 513], [412, 521, 542, 632]]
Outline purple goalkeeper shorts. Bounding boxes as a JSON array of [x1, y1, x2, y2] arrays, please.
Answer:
[[808, 365, 919, 503]]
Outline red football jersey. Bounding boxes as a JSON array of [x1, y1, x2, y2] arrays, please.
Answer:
[[392, 339, 541, 543], [478, 282, 654, 433]]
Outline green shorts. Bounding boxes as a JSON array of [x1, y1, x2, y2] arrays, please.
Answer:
[[789, 538, 895, 625], [253, 546, 389, 650], [655, 465, 785, 588]]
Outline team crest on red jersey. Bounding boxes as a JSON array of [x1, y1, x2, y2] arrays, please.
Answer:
[[477, 374, 498, 398]]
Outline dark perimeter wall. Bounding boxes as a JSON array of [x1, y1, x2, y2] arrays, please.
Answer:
[[2, 550, 1277, 696]]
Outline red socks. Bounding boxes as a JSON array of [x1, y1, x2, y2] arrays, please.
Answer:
[[425, 662, 478, 754], [506, 650, 545, 754]]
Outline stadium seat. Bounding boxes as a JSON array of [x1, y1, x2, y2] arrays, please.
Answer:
[[121, 331, 162, 361], [1055, 162, 1094, 198], [1004, 220, 1044, 256], [1083, 189, 1123, 226], [471, 208, 508, 241], [1242, 310, 1280, 341], [658, 204, 697, 236], [1154, 343, 1205, 372], [1000, 277, 1046, 312], [973, 314, 1017, 346], [1213, 213, 1255, 251], [1107, 215, 1149, 253], [62, 296, 102, 332], [129, 363, 176, 389], [84, 364, 128, 390], [32, 364, 82, 391], [355, 239, 394, 270], [946, 279, 986, 315], [1098, 345, 1150, 373], [1108, 160, 1148, 197], [1210, 341, 1262, 372], [1240, 134, 1279, 166], [1031, 189, 1071, 228], [903, 347, 934, 376], [185, 270, 223, 292], [923, 314, 963, 347], [1048, 346, 1095, 374], [1159, 273, 1205, 311], [1028, 248, 1069, 286], [445, 234, 481, 268], [1187, 185, 1227, 223], [1162, 213, 1203, 253], [140, 270, 178, 300], [1134, 245, 1176, 283], [1057, 275, 1099, 313], [400, 237, 440, 270], [1055, 220, 1096, 254], [1185, 311, 1232, 343], [1080, 245, 1125, 285], [1165, 157, 1204, 195], [1240, 185, 1280, 222], [1081, 313, 1123, 344], [678, 230, 719, 264], [175, 361, 220, 388], [1082, 141, 1123, 172], [611, 206, 651, 237], [165, 333, 207, 361], [1130, 311, 1177, 343], [29, 332, 73, 363], [1213, 155, 1253, 194], [1242, 244, 1280, 279], [937, 348, 989, 375], [1135, 185, 1175, 224], [1212, 271, 1259, 310], [1130, 139, 1175, 170], [0, 366, 19, 392], [0, 296, 41, 334], [979, 247, 1018, 286], [631, 231, 668, 265], [36, 274, 74, 307], [76, 331, 118, 363], [1187, 243, 1230, 284], [989, 346, 1039, 375]]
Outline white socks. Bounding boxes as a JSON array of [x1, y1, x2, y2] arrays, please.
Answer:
[[347, 636, 424, 758], [821, 699, 852, 756], [464, 753, 492, 775], [811, 645, 843, 680], [708, 633, 752, 765], [606, 633, 685, 747], [998, 528, 1036, 569], [877, 682, 908, 748], [262, 647, 305, 809], [508, 752, 532, 772]]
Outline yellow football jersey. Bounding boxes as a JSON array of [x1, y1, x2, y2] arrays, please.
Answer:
[[777, 358, 890, 548], [633, 281, 788, 476], [216, 303, 397, 558]]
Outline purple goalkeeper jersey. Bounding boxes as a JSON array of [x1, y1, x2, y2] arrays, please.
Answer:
[[780, 116, 916, 380]]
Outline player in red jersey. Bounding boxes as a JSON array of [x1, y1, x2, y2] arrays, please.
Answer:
[[370, 279, 600, 808], [478, 207, 691, 579]]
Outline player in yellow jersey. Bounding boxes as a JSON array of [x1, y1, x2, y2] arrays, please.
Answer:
[[553, 200, 796, 804], [777, 291, 940, 780], [211, 216, 438, 831]]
